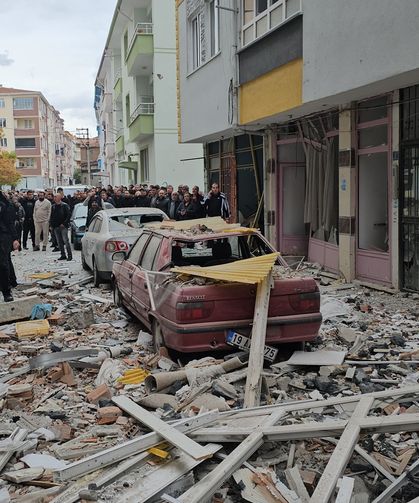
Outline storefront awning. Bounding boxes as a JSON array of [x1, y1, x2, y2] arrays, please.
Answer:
[[118, 161, 138, 171]]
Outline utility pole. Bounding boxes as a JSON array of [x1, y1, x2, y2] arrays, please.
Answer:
[[76, 128, 91, 185]]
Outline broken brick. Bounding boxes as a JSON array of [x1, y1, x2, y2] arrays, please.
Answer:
[[86, 384, 112, 405]]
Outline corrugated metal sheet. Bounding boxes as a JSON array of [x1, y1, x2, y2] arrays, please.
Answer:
[[171, 253, 279, 284]]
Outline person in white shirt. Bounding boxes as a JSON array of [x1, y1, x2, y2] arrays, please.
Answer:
[[34, 191, 52, 251]]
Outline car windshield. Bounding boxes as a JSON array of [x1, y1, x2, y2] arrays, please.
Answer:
[[74, 205, 87, 219], [108, 213, 164, 230], [171, 234, 275, 267]]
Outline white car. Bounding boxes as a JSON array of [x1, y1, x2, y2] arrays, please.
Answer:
[[81, 207, 168, 286]]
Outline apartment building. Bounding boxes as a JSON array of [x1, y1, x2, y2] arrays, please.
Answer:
[[177, 0, 419, 292], [63, 131, 81, 184], [94, 0, 204, 187], [0, 86, 70, 189]]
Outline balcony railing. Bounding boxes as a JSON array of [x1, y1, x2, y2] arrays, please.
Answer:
[[130, 97, 155, 123], [127, 22, 153, 56]]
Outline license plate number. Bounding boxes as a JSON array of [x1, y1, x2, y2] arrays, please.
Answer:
[[226, 330, 278, 362]]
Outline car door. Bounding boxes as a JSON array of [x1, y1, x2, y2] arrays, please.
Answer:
[[131, 234, 163, 321], [118, 232, 151, 307], [83, 217, 101, 269], [89, 217, 104, 267]]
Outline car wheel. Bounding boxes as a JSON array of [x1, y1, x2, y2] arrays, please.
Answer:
[[81, 251, 90, 271], [113, 282, 123, 307], [93, 258, 101, 287], [151, 319, 165, 353]]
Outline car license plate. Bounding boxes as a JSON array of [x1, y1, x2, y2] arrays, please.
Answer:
[[226, 330, 278, 363]]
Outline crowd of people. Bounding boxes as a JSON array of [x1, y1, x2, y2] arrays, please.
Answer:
[[0, 182, 230, 302]]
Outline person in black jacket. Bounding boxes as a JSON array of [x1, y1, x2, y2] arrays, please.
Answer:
[[134, 188, 151, 208], [154, 189, 170, 216], [50, 194, 72, 261], [21, 190, 36, 249], [0, 192, 20, 302], [176, 192, 199, 220]]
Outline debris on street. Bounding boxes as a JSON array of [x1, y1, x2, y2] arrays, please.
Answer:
[[1, 251, 419, 502]]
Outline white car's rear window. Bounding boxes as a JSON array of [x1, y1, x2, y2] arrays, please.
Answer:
[[109, 214, 164, 230]]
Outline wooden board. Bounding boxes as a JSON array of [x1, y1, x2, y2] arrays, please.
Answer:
[[112, 445, 220, 503], [310, 396, 374, 503], [177, 410, 285, 503], [113, 396, 215, 461], [244, 271, 273, 407]]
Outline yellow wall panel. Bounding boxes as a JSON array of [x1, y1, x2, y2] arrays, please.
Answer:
[[239, 58, 303, 125]]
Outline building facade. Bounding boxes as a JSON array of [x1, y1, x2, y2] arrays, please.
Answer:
[[177, 0, 419, 292], [95, 0, 204, 188], [0, 86, 71, 189]]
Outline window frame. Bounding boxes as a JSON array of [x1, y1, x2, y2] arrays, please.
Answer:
[[0, 118, 6, 128], [0, 98, 5, 108], [241, 0, 302, 47], [0, 138, 7, 147], [15, 137, 36, 149], [191, 12, 203, 71], [13, 97, 34, 110], [139, 235, 163, 271], [128, 232, 151, 265]]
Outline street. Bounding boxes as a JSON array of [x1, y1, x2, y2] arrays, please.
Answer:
[[1, 244, 419, 501]]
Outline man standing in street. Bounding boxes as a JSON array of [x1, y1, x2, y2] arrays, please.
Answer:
[[21, 190, 36, 250], [168, 191, 181, 220], [34, 190, 51, 251], [204, 183, 231, 220], [0, 192, 20, 302], [154, 189, 170, 216], [50, 194, 72, 261]]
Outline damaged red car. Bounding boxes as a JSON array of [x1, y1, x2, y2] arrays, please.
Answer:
[[111, 227, 322, 353]]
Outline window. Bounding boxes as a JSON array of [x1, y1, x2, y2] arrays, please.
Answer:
[[210, 0, 220, 57], [13, 97, 34, 110], [24, 119, 33, 129], [139, 236, 162, 270], [241, 0, 301, 46], [140, 148, 149, 181], [0, 118, 6, 128], [0, 138, 7, 147], [128, 233, 150, 264], [89, 218, 102, 233], [125, 94, 130, 126], [108, 213, 164, 231], [191, 13, 203, 70], [18, 158, 35, 168], [15, 138, 36, 148], [0, 98, 5, 108]]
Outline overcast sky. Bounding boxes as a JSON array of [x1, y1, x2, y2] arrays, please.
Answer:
[[0, 0, 116, 136]]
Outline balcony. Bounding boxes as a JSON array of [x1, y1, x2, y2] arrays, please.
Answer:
[[126, 23, 153, 77], [116, 135, 125, 154], [128, 99, 154, 143]]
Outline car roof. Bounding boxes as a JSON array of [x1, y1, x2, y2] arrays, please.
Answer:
[[140, 227, 262, 242], [98, 208, 168, 217]]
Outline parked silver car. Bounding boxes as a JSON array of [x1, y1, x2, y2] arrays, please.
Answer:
[[80, 207, 168, 286]]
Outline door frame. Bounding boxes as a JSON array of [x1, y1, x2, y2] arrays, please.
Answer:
[[355, 96, 393, 285]]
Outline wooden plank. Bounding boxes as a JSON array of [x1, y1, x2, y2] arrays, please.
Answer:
[[177, 410, 285, 503], [324, 438, 395, 482], [113, 396, 214, 461], [55, 411, 219, 482], [191, 412, 419, 443], [335, 477, 354, 503], [372, 458, 419, 503], [310, 396, 374, 503], [244, 271, 273, 407], [119, 444, 221, 503], [285, 466, 310, 503], [0, 295, 41, 323]]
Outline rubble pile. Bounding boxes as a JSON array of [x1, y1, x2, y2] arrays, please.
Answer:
[[1, 257, 419, 502]]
